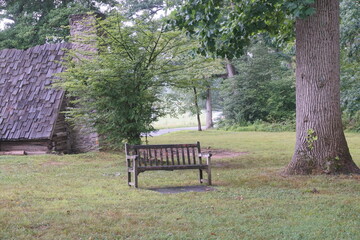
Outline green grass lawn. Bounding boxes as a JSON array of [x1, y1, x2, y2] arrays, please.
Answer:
[[1, 130, 360, 239], [153, 111, 222, 129]]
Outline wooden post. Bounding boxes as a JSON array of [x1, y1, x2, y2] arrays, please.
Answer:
[[206, 153, 212, 185], [197, 141, 202, 164], [125, 143, 131, 187], [127, 158, 132, 186]]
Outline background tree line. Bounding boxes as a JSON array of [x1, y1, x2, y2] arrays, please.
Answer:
[[0, 0, 359, 146]]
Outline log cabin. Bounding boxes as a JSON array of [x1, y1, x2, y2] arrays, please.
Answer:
[[0, 14, 99, 155]]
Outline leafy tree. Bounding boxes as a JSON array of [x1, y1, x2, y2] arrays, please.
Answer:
[[222, 41, 295, 124], [341, 54, 360, 131], [58, 13, 185, 146], [0, 0, 116, 49], [340, 0, 360, 62], [163, 45, 224, 131], [340, 0, 360, 130], [175, 0, 360, 174]]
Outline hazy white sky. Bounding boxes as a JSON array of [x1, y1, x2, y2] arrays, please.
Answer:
[[0, 3, 165, 30], [0, 18, 13, 30]]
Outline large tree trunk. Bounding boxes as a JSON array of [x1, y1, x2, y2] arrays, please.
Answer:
[[205, 85, 213, 129], [285, 0, 360, 174]]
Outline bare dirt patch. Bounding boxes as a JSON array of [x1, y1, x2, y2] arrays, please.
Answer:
[[206, 149, 249, 169], [208, 149, 249, 159]]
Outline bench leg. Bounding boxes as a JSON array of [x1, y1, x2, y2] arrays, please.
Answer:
[[127, 158, 139, 188], [199, 169, 203, 184], [206, 155, 212, 185], [127, 159, 131, 187], [134, 170, 139, 188], [207, 168, 212, 185], [128, 171, 132, 187]]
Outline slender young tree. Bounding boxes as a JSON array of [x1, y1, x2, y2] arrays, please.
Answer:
[[58, 13, 186, 146], [205, 84, 213, 129]]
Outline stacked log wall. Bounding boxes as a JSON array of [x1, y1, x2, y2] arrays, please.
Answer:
[[0, 140, 50, 154], [51, 111, 70, 153]]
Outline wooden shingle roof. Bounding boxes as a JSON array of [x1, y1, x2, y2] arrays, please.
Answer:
[[0, 43, 71, 141]]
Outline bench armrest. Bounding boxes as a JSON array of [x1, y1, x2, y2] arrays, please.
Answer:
[[126, 155, 138, 160], [199, 152, 212, 167], [199, 152, 212, 158]]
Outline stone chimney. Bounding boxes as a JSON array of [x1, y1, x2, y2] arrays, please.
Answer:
[[69, 13, 104, 53], [67, 13, 104, 153]]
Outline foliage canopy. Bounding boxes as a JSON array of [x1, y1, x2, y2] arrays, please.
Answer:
[[172, 0, 315, 58], [0, 0, 116, 50]]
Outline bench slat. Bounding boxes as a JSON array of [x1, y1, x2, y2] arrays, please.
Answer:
[[192, 147, 196, 164], [170, 147, 175, 165], [165, 148, 169, 165], [186, 147, 191, 165], [176, 148, 180, 165], [160, 148, 164, 166], [181, 147, 186, 165], [154, 149, 158, 166], [148, 149, 152, 166]]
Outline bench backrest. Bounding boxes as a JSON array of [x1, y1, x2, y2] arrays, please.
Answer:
[[125, 142, 204, 167]]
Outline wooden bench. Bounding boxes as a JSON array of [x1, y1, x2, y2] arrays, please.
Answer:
[[125, 142, 212, 188]]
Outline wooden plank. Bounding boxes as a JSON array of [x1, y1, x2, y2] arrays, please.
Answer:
[[148, 148, 153, 166], [176, 148, 180, 165], [0, 141, 49, 152], [144, 150, 149, 166], [0, 151, 26, 155], [142, 150, 147, 166], [154, 148, 158, 166], [25, 151, 47, 155], [181, 147, 186, 165], [192, 147, 196, 164], [186, 147, 191, 164], [170, 147, 175, 165], [125, 143, 130, 155], [137, 149, 142, 167], [160, 148, 164, 166], [165, 148, 169, 165], [128, 143, 198, 150], [197, 141, 202, 165]]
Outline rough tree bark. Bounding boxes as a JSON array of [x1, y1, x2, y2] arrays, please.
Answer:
[[205, 85, 213, 129], [226, 60, 236, 78], [284, 0, 360, 174]]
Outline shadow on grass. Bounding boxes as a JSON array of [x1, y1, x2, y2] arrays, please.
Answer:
[[147, 185, 216, 194]]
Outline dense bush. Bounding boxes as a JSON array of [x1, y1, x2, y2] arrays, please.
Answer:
[[221, 41, 295, 125]]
